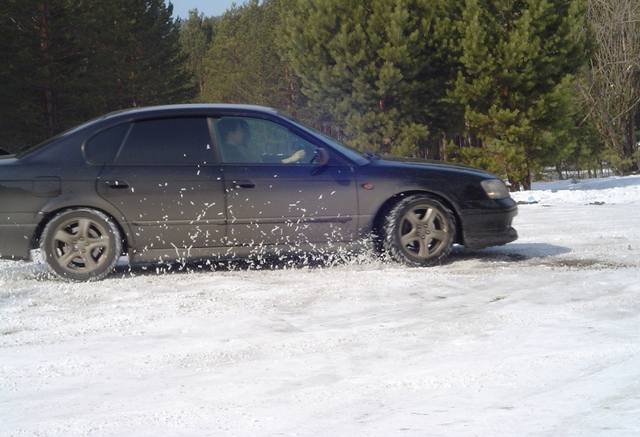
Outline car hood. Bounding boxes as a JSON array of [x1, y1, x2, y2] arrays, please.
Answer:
[[370, 156, 497, 179]]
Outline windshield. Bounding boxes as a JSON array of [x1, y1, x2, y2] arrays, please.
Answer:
[[279, 114, 370, 165]]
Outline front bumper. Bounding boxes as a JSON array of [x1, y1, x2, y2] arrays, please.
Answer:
[[460, 199, 518, 249], [463, 226, 518, 250]]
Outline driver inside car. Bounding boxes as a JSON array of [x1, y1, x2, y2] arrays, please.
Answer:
[[217, 117, 306, 164]]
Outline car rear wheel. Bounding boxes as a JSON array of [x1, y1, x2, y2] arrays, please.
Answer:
[[383, 195, 456, 267], [40, 208, 122, 281]]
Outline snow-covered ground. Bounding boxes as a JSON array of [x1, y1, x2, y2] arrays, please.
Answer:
[[518, 174, 640, 206], [2, 176, 640, 437]]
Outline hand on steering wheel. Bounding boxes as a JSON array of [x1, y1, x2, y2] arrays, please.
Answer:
[[282, 149, 306, 164]]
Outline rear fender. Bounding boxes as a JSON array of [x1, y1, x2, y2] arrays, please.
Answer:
[[35, 194, 134, 251]]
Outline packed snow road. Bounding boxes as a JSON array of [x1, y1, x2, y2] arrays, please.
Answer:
[[1, 177, 640, 436]]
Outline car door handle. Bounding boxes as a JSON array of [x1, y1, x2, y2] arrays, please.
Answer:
[[105, 180, 130, 189], [232, 180, 256, 189]]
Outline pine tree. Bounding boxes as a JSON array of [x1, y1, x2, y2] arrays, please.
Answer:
[[99, 0, 194, 107], [281, 0, 460, 157], [451, 0, 587, 189], [199, 0, 305, 117], [0, 0, 44, 152], [0, 0, 109, 151], [179, 9, 216, 95], [1, 0, 194, 152]]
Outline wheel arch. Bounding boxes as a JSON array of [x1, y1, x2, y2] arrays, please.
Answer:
[[32, 204, 131, 255], [371, 190, 464, 245]]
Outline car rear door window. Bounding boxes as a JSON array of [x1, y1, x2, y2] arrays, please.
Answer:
[[116, 117, 213, 165], [84, 124, 129, 165]]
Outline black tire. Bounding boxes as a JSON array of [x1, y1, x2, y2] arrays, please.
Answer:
[[383, 194, 456, 267], [40, 208, 122, 281]]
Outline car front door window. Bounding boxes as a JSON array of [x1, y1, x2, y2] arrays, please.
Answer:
[[214, 117, 316, 165]]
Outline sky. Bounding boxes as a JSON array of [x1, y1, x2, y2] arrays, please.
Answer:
[[168, 0, 242, 18]]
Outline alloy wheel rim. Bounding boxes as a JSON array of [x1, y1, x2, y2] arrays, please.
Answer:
[[50, 218, 111, 273], [399, 205, 449, 259]]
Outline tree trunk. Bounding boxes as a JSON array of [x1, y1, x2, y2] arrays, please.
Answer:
[[38, 1, 55, 137], [523, 157, 532, 190], [624, 113, 639, 172], [555, 163, 564, 180], [284, 65, 296, 117]]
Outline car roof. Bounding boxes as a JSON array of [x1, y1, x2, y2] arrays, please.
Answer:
[[103, 104, 279, 120]]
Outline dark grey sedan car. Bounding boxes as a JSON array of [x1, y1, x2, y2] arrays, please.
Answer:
[[0, 104, 517, 280]]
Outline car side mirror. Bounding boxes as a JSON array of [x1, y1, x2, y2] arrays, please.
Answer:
[[312, 147, 330, 166]]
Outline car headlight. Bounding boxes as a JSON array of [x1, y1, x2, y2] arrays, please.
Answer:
[[481, 179, 510, 199]]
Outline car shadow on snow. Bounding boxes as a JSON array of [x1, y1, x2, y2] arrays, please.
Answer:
[[448, 242, 572, 263], [448, 243, 633, 269]]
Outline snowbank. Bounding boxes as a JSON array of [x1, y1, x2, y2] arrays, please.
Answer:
[[512, 175, 640, 205]]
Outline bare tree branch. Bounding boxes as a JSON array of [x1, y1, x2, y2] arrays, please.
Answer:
[[579, 0, 640, 172]]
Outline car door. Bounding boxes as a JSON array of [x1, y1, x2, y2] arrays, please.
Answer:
[[213, 115, 358, 248], [95, 116, 227, 257]]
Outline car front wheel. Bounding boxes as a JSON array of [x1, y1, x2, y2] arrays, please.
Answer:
[[383, 195, 456, 267], [40, 208, 122, 281]]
